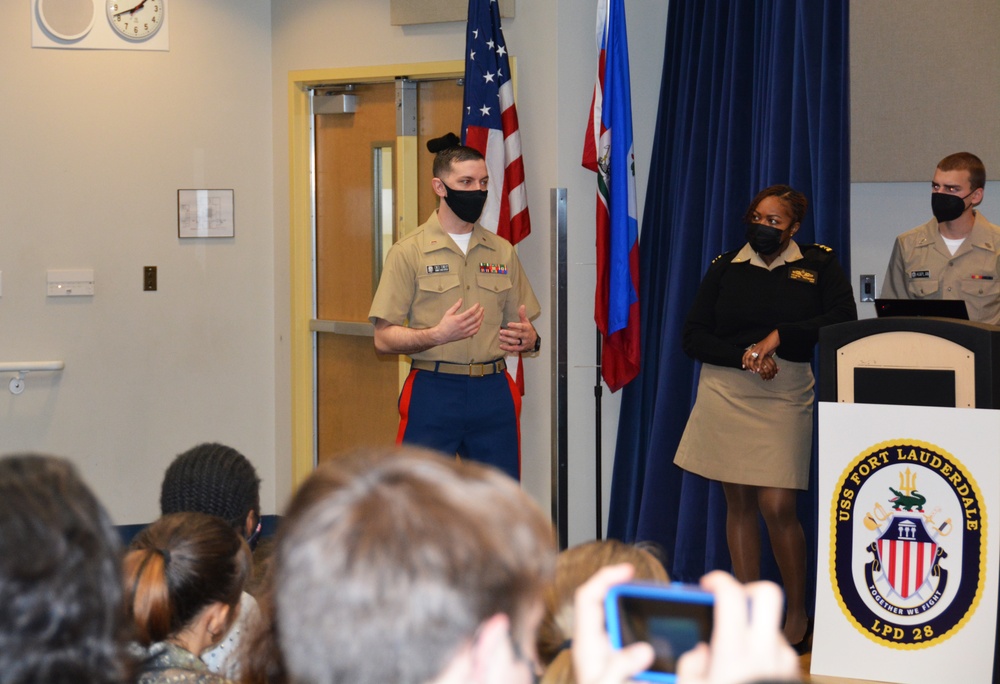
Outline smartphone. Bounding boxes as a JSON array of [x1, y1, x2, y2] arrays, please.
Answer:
[[605, 581, 714, 683]]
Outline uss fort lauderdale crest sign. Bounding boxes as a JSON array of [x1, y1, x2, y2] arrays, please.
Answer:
[[831, 439, 987, 648]]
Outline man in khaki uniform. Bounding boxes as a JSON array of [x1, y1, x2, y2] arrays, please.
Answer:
[[369, 137, 539, 479], [881, 152, 1000, 325]]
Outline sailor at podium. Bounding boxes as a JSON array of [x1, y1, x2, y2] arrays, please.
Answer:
[[882, 152, 1000, 325]]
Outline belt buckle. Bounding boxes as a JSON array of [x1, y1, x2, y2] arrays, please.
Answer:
[[469, 363, 486, 378]]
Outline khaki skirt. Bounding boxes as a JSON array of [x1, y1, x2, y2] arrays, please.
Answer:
[[673, 358, 814, 490]]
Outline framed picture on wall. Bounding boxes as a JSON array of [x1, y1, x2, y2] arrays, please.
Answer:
[[177, 189, 235, 238]]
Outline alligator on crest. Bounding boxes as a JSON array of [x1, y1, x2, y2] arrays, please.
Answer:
[[889, 487, 926, 512]]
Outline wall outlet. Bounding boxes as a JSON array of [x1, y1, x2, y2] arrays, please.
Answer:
[[144, 266, 157, 291], [860, 274, 876, 302]]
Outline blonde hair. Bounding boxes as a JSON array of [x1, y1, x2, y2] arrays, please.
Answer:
[[536, 540, 669, 684]]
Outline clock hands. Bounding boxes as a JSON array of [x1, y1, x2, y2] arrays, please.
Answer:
[[113, 0, 148, 18], [107, 0, 162, 39]]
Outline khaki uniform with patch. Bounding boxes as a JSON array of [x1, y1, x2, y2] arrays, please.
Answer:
[[882, 212, 1000, 325], [369, 211, 540, 362]]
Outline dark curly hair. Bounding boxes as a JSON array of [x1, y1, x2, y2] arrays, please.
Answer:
[[160, 443, 260, 532], [0, 454, 130, 684]]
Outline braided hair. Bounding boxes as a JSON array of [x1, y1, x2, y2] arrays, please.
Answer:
[[159, 443, 260, 532]]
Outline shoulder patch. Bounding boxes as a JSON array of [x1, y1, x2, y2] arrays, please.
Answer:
[[711, 253, 726, 265], [811, 244, 834, 253]]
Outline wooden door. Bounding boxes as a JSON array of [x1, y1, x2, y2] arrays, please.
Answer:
[[314, 78, 463, 463], [415, 79, 464, 229], [315, 82, 399, 462]]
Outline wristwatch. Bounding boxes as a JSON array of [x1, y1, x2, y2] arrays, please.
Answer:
[[532, 334, 542, 353]]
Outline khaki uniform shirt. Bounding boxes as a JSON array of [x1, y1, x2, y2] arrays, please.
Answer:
[[882, 212, 1000, 325], [731, 240, 804, 270], [369, 211, 540, 363]]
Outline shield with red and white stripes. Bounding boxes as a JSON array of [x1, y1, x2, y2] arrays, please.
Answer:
[[876, 516, 938, 599]]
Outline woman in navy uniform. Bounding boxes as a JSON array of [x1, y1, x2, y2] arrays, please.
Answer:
[[673, 184, 856, 651]]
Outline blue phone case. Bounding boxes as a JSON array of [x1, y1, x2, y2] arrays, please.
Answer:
[[604, 581, 714, 683]]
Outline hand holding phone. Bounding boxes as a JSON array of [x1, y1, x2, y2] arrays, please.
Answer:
[[605, 581, 714, 683], [575, 567, 799, 684], [674, 571, 800, 684], [572, 564, 656, 684]]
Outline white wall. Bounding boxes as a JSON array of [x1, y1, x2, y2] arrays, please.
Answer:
[[0, 2, 276, 524], [851, 181, 1000, 320], [270, 0, 668, 543]]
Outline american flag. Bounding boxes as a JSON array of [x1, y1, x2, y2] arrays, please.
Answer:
[[461, 0, 530, 245]]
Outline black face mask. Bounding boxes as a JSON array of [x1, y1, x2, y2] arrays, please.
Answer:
[[745, 222, 785, 255], [442, 182, 488, 223], [931, 191, 973, 223]]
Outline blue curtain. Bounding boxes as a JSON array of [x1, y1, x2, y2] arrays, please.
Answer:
[[608, 0, 850, 587]]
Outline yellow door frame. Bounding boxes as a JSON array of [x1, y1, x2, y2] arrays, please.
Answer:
[[287, 62, 464, 489]]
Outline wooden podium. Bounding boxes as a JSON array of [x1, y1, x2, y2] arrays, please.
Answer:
[[813, 317, 1000, 684]]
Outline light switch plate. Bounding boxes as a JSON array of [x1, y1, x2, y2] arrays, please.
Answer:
[[47, 269, 95, 296]]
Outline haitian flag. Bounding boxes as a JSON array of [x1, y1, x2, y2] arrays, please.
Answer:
[[462, 0, 531, 392], [582, 0, 640, 392]]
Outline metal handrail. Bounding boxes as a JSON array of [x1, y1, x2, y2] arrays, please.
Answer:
[[1, 361, 65, 395], [0, 361, 64, 372]]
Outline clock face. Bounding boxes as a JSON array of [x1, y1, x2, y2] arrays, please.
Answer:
[[106, 0, 163, 41]]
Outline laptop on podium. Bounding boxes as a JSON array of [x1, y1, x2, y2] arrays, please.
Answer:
[[874, 298, 970, 320]]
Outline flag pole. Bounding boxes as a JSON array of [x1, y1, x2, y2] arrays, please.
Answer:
[[595, 329, 603, 540]]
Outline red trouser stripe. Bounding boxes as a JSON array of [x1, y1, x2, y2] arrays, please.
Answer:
[[395, 369, 419, 445], [504, 367, 523, 477]]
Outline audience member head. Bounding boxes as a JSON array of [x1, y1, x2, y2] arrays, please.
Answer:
[[937, 151, 986, 192], [274, 446, 557, 684], [123, 512, 250, 654], [743, 184, 808, 227], [160, 442, 262, 545], [0, 453, 129, 684], [536, 540, 669, 684]]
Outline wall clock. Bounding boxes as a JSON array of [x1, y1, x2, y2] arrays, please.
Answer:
[[31, 0, 169, 49], [105, 0, 164, 41]]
